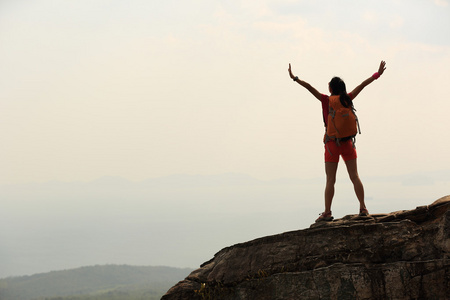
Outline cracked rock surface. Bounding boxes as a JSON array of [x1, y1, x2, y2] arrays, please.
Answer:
[[162, 196, 450, 300]]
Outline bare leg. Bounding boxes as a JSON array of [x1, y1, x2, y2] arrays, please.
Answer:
[[344, 158, 366, 210], [324, 162, 339, 213]]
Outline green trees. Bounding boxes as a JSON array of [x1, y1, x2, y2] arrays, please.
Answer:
[[0, 265, 191, 300]]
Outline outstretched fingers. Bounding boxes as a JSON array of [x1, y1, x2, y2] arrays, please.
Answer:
[[288, 63, 294, 78], [378, 60, 386, 75]]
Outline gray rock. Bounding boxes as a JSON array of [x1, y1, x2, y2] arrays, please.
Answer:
[[162, 195, 450, 299]]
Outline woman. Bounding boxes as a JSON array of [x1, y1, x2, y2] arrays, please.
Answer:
[[288, 61, 386, 222]]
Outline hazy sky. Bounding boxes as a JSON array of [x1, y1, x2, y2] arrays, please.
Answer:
[[1, 0, 450, 277], [1, 0, 449, 184]]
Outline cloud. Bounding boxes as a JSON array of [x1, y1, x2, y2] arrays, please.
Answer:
[[389, 16, 405, 29], [362, 11, 379, 23], [433, 0, 449, 7], [240, 0, 273, 18], [2, 0, 450, 184]]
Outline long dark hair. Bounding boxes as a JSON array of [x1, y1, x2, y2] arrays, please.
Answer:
[[329, 77, 353, 108]]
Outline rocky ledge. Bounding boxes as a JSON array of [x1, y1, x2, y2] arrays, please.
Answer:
[[162, 196, 450, 300]]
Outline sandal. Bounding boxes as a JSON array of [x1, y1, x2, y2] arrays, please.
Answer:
[[359, 208, 369, 216], [315, 211, 333, 222]]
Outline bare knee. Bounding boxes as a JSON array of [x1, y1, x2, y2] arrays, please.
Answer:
[[348, 172, 359, 183], [326, 175, 336, 185], [325, 162, 338, 186]]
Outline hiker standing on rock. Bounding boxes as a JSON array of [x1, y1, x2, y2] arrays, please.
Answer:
[[288, 61, 386, 222]]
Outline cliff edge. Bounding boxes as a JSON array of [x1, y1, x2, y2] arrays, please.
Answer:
[[162, 196, 450, 299]]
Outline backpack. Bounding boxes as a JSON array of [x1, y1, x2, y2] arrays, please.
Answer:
[[325, 95, 361, 144]]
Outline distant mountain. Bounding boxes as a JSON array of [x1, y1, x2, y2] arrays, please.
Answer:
[[2, 171, 449, 280], [0, 265, 192, 300]]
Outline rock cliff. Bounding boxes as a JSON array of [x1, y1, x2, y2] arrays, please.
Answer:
[[162, 196, 450, 300]]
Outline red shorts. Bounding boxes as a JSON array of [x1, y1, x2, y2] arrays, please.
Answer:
[[324, 140, 357, 163]]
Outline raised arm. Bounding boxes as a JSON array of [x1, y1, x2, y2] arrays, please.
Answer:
[[288, 63, 322, 101], [350, 60, 386, 99]]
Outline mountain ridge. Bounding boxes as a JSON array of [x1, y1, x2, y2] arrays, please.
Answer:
[[163, 195, 450, 299], [0, 264, 192, 300]]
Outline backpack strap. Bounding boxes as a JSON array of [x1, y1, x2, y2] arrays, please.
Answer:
[[324, 136, 333, 156], [323, 131, 335, 156], [328, 106, 341, 136], [352, 108, 361, 134]]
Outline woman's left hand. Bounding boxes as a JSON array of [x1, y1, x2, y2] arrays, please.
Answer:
[[378, 60, 386, 75], [288, 63, 295, 79]]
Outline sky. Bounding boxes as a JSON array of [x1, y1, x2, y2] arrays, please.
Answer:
[[1, 0, 449, 277]]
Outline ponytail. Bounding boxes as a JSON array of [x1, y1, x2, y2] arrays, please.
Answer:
[[329, 77, 353, 109], [340, 92, 353, 109]]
